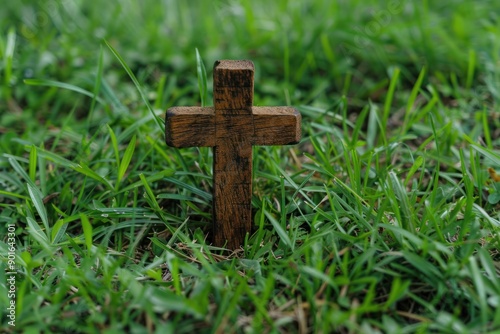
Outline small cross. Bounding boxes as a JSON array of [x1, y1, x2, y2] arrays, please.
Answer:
[[165, 60, 301, 249]]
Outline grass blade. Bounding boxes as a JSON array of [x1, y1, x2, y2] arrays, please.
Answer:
[[466, 49, 476, 90], [265, 210, 293, 251], [51, 219, 68, 244], [388, 171, 413, 232], [107, 124, 120, 167], [468, 255, 488, 326], [104, 40, 164, 131], [73, 163, 113, 190], [80, 213, 93, 254], [117, 135, 137, 188], [29, 144, 37, 182], [196, 48, 208, 107], [164, 177, 212, 202], [402, 66, 426, 133], [8, 157, 37, 190], [27, 183, 49, 232], [382, 67, 400, 145], [471, 145, 500, 166], [24, 79, 106, 104], [3, 28, 16, 99], [26, 216, 51, 253]]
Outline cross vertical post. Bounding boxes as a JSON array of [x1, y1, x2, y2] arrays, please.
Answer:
[[166, 60, 301, 249], [212, 60, 255, 247]]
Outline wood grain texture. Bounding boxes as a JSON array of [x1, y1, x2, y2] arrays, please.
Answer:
[[165, 60, 301, 249], [252, 107, 301, 145], [165, 107, 215, 147]]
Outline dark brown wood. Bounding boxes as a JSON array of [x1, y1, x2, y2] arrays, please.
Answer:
[[165, 60, 301, 249]]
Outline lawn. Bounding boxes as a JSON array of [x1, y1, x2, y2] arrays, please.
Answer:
[[1, 1, 500, 333]]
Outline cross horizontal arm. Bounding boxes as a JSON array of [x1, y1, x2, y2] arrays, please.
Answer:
[[252, 107, 301, 146], [165, 107, 215, 147], [166, 106, 301, 148]]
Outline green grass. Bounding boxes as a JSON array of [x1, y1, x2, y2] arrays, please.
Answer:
[[1, 0, 500, 333]]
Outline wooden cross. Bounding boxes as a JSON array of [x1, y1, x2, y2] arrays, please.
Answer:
[[165, 60, 301, 249]]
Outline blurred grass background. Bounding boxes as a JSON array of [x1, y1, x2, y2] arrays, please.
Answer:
[[2, 1, 499, 123]]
